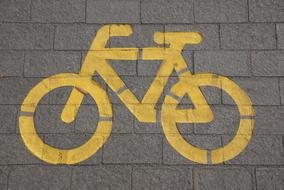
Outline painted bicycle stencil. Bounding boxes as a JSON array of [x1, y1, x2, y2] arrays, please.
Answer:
[[19, 25, 254, 165]]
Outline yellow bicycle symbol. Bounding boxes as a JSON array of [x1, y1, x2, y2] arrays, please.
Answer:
[[19, 24, 254, 165]]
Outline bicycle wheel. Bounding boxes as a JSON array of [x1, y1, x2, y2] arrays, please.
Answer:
[[19, 73, 112, 164], [161, 73, 254, 164]]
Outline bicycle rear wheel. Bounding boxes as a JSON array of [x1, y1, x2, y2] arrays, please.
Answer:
[[161, 73, 254, 164], [19, 73, 112, 164]]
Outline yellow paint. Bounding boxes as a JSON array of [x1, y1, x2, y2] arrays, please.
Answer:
[[19, 24, 254, 165]]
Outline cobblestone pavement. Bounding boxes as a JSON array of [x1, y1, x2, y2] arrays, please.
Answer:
[[0, 0, 284, 189]]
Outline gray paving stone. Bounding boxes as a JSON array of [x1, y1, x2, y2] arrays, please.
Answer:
[[48, 76, 107, 105], [195, 51, 250, 76], [31, 0, 85, 23], [195, 105, 240, 135], [132, 166, 192, 190], [194, 167, 253, 190], [75, 104, 134, 134], [0, 24, 53, 50], [252, 51, 284, 76], [0, 166, 9, 190], [280, 78, 284, 104], [108, 60, 137, 76], [87, 0, 140, 23], [33, 105, 75, 134], [54, 24, 102, 50], [110, 24, 164, 48], [0, 51, 24, 77], [81, 51, 136, 76], [24, 51, 81, 77], [71, 166, 131, 190], [108, 75, 164, 104], [195, 0, 248, 23], [8, 166, 71, 190], [249, 0, 284, 22], [112, 104, 134, 133], [0, 105, 17, 133], [134, 103, 194, 134], [0, 134, 41, 164], [222, 77, 280, 105], [253, 106, 284, 134], [134, 119, 164, 134], [141, 0, 194, 23], [256, 168, 284, 190], [165, 24, 219, 50], [221, 24, 276, 49], [163, 135, 222, 164], [74, 104, 99, 133], [138, 51, 193, 76], [223, 135, 284, 165], [44, 133, 102, 165], [0, 0, 31, 22], [0, 77, 49, 104], [163, 76, 222, 105], [277, 24, 284, 49], [103, 134, 162, 163]]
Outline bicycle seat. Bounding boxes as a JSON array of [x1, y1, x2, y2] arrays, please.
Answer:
[[154, 32, 203, 49]]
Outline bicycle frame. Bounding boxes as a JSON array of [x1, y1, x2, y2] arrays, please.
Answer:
[[61, 24, 213, 123]]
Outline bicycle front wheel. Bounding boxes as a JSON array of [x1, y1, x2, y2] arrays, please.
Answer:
[[19, 73, 112, 164], [161, 73, 254, 164]]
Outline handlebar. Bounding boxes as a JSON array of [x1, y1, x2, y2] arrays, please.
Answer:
[[89, 24, 203, 51]]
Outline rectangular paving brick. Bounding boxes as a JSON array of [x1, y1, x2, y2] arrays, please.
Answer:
[[0, 105, 17, 133], [164, 76, 222, 105], [103, 134, 162, 163], [109, 24, 164, 48], [141, 0, 194, 23], [87, 0, 140, 23], [256, 168, 284, 190], [138, 51, 193, 76], [54, 24, 102, 50], [108, 75, 164, 104], [134, 105, 194, 135], [253, 106, 284, 134], [44, 133, 102, 165], [221, 24, 276, 49], [48, 76, 107, 105], [194, 167, 253, 190], [277, 24, 284, 49], [132, 166, 192, 190], [163, 135, 222, 164], [0, 24, 54, 50], [0, 166, 8, 190], [0, 134, 41, 164], [0, 77, 49, 104], [249, 0, 284, 22], [108, 60, 137, 76], [24, 51, 81, 77], [33, 105, 75, 134], [280, 78, 284, 104], [8, 166, 71, 190], [71, 166, 131, 190], [75, 104, 134, 134], [223, 135, 284, 165], [195, 105, 240, 135], [0, 0, 31, 22], [252, 51, 284, 76], [0, 51, 24, 77], [31, 0, 85, 23], [165, 24, 219, 50], [222, 77, 280, 105], [195, 51, 250, 76], [195, 0, 248, 23]]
